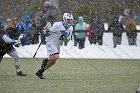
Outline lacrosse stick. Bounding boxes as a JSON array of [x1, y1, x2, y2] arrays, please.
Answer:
[[33, 22, 51, 58]]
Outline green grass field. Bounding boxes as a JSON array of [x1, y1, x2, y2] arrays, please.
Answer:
[[0, 58, 140, 93]]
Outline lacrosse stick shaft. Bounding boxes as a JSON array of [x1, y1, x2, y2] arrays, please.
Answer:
[[33, 23, 51, 58], [33, 41, 42, 58]]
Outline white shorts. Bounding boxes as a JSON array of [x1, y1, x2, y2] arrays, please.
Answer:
[[46, 40, 60, 57]]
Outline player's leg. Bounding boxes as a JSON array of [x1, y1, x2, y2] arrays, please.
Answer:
[[0, 51, 5, 63], [41, 54, 59, 70], [36, 54, 59, 79], [41, 58, 49, 69], [36, 41, 59, 79], [8, 49, 27, 76], [44, 54, 59, 70], [0, 56, 3, 63]]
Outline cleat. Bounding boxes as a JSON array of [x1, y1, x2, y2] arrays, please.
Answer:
[[16, 71, 27, 76], [36, 70, 45, 79]]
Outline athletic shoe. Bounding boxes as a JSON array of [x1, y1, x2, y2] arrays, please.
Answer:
[[36, 70, 45, 79], [16, 71, 27, 76]]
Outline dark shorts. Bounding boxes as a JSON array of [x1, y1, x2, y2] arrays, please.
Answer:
[[0, 45, 15, 57]]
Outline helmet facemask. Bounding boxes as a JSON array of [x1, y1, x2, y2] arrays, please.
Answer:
[[63, 13, 74, 26]]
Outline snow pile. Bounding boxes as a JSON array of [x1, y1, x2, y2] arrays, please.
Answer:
[[4, 33, 140, 59]]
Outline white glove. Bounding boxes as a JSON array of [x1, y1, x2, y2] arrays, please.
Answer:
[[11, 40, 20, 47], [46, 22, 51, 29], [43, 22, 51, 32]]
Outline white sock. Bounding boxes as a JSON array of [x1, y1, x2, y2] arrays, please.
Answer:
[[16, 69, 21, 73]]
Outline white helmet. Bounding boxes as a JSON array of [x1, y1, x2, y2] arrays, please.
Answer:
[[63, 13, 74, 26]]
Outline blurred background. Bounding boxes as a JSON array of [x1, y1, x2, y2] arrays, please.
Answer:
[[0, 0, 140, 24]]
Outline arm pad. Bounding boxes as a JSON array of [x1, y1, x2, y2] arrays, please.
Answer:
[[2, 34, 13, 43]]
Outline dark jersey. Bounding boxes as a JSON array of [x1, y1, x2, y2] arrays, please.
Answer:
[[0, 27, 20, 55], [0, 28, 6, 50], [5, 27, 20, 40]]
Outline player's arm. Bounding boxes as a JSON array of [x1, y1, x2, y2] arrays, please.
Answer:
[[43, 22, 52, 32], [64, 26, 73, 43], [2, 34, 20, 47], [2, 34, 13, 43]]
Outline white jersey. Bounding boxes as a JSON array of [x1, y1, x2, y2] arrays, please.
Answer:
[[46, 21, 73, 56]]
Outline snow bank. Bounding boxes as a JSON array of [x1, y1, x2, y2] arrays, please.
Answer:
[[4, 33, 140, 59]]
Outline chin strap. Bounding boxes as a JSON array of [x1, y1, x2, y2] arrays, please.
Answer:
[[62, 20, 70, 30]]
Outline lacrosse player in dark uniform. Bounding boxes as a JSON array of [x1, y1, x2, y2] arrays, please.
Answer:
[[0, 21, 27, 76]]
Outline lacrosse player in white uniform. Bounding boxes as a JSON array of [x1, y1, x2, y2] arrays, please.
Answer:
[[36, 13, 74, 79]]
